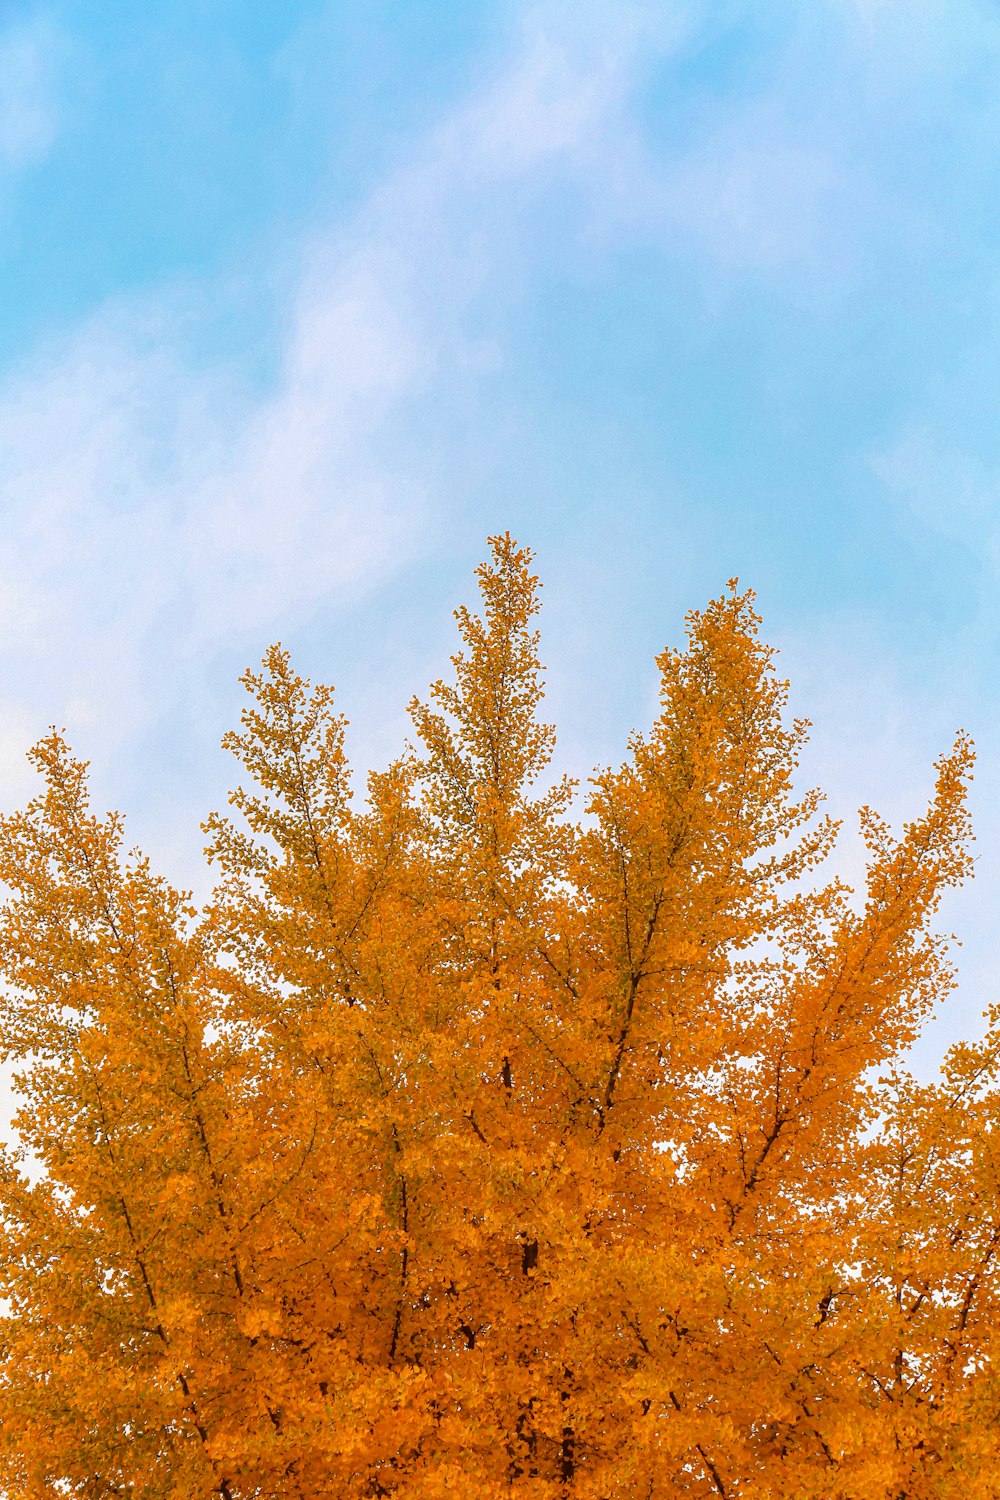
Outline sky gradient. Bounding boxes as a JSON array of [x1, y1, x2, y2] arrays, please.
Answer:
[[1, 0, 998, 1072]]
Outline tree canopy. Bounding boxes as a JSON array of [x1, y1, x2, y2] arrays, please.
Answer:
[[1, 535, 998, 1498]]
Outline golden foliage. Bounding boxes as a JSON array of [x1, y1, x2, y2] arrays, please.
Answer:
[[0, 536, 995, 1498]]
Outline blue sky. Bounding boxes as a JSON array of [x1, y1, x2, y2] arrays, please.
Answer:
[[1, 0, 999, 1068]]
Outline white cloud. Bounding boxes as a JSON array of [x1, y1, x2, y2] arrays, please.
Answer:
[[0, 10, 65, 172], [838, 0, 1000, 83], [453, 1, 685, 169], [544, 24, 857, 290], [0, 0, 691, 796], [559, 0, 1000, 301], [658, 121, 841, 274], [872, 427, 1000, 560]]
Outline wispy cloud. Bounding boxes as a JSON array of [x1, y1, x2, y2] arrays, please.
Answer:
[[0, 10, 66, 173], [0, 1, 692, 802], [22, 0, 1000, 809], [873, 427, 1000, 563]]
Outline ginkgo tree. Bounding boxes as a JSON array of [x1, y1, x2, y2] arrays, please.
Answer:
[[1, 534, 998, 1499]]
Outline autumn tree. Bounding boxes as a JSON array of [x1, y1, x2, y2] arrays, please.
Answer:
[[1, 534, 998, 1499]]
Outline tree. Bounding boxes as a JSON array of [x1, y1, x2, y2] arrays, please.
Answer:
[[0, 534, 997, 1498]]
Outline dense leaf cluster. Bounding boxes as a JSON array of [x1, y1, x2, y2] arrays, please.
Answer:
[[0, 537, 996, 1497]]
